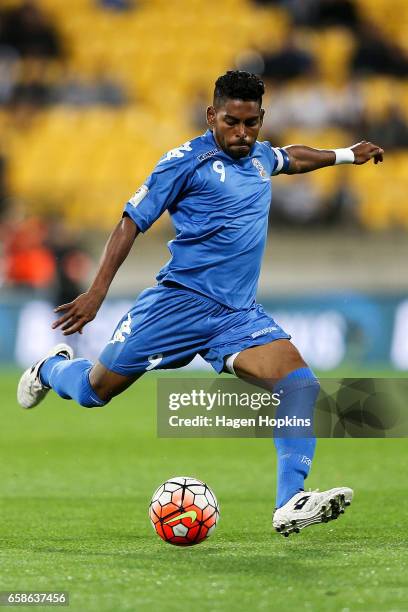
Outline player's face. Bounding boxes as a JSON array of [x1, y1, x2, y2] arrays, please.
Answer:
[[206, 99, 264, 159]]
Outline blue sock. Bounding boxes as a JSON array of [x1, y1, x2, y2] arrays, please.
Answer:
[[39, 357, 107, 408], [273, 367, 319, 508]]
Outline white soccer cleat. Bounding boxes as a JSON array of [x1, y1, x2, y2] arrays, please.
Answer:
[[17, 343, 74, 409], [273, 487, 353, 537]]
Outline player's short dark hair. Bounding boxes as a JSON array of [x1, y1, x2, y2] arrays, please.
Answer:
[[213, 70, 265, 107]]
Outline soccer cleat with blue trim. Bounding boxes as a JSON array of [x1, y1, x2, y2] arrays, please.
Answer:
[[17, 343, 73, 409], [273, 487, 353, 537]]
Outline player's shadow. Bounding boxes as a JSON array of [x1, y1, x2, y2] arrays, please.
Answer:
[[26, 543, 318, 580], [5, 532, 365, 581]]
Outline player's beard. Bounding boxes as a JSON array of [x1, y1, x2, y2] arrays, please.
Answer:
[[226, 143, 252, 159], [212, 130, 253, 159]]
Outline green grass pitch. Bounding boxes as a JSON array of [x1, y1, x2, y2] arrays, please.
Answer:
[[1, 370, 407, 611]]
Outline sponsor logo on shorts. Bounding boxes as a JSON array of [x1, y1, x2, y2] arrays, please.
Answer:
[[108, 313, 132, 344], [251, 326, 278, 339]]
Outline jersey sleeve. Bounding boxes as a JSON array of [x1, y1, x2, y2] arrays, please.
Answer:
[[262, 142, 291, 176], [123, 146, 194, 233]]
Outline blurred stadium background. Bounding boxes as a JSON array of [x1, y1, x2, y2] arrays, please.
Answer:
[[0, 0, 407, 373]]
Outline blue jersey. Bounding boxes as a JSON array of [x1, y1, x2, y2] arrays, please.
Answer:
[[124, 129, 289, 310]]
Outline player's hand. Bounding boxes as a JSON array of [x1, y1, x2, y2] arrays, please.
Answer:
[[351, 141, 384, 165], [52, 291, 104, 335]]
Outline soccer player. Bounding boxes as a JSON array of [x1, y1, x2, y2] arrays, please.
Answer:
[[17, 71, 384, 536]]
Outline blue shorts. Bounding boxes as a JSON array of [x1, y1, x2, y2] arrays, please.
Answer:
[[99, 283, 290, 375]]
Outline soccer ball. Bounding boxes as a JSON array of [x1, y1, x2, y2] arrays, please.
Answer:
[[149, 476, 220, 546]]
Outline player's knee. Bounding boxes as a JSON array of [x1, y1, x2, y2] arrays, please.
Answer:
[[259, 343, 306, 380], [276, 344, 307, 379], [278, 355, 321, 399]]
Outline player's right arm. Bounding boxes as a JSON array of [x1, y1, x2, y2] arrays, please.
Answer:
[[52, 216, 139, 335], [52, 140, 194, 335]]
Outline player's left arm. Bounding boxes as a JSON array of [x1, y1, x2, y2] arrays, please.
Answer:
[[281, 141, 384, 174]]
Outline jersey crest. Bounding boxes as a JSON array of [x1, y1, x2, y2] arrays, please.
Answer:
[[252, 158, 268, 179]]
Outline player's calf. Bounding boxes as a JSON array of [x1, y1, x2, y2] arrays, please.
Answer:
[[228, 341, 321, 513], [17, 346, 108, 409], [45, 358, 108, 408], [17, 348, 141, 409]]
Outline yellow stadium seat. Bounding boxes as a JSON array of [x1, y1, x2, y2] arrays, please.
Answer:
[[308, 28, 355, 85], [4, 0, 408, 230], [360, 77, 401, 121]]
